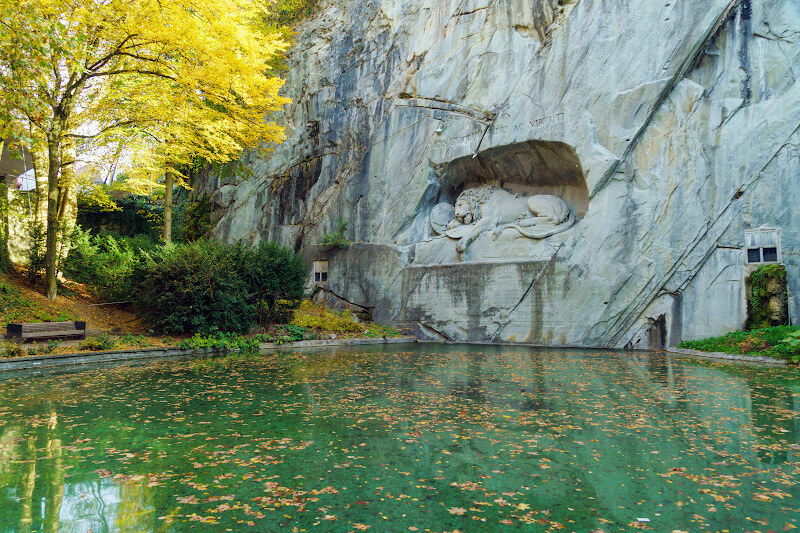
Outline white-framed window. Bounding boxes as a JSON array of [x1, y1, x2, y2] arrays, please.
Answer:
[[744, 227, 781, 264], [313, 260, 328, 282]]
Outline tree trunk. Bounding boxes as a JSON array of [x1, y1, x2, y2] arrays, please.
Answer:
[[45, 410, 64, 533], [20, 437, 36, 527], [0, 138, 6, 243], [1, 176, 9, 265], [163, 168, 174, 243], [44, 133, 61, 300], [56, 138, 78, 259], [30, 141, 49, 226]]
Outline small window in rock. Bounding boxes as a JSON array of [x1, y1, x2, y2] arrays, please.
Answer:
[[744, 228, 781, 265], [313, 260, 329, 283], [762, 247, 778, 263]]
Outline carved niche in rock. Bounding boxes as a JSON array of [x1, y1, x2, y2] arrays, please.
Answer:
[[432, 185, 575, 255]]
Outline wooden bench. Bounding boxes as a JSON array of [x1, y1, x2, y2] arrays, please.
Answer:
[[6, 321, 87, 342]]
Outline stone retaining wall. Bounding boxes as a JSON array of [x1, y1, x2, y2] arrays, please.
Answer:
[[667, 347, 788, 366], [0, 337, 417, 372]]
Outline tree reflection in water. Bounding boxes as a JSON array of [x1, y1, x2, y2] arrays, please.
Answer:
[[0, 345, 797, 532]]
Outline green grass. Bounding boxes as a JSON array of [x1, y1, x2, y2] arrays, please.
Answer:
[[0, 277, 77, 327], [78, 334, 117, 351], [678, 325, 800, 363]]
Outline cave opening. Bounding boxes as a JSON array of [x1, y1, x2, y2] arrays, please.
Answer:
[[433, 140, 589, 220]]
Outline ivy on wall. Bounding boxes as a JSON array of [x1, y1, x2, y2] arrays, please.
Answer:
[[746, 263, 789, 330], [77, 195, 163, 240], [175, 193, 213, 243]]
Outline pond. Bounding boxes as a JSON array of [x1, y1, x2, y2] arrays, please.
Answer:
[[0, 344, 798, 532]]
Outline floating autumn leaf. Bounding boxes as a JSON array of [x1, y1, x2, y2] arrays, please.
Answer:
[[0, 346, 799, 532], [448, 507, 467, 515]]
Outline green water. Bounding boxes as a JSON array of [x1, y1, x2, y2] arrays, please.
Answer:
[[0, 345, 798, 532]]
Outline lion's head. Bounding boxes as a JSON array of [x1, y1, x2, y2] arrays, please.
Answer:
[[453, 187, 490, 225]]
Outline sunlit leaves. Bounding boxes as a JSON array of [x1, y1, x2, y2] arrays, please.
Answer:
[[0, 0, 290, 201]]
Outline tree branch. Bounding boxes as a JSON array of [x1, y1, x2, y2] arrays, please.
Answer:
[[115, 51, 168, 64], [85, 69, 177, 81], [85, 34, 137, 72], [62, 120, 144, 139]]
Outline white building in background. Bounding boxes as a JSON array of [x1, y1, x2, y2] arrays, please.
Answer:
[[14, 169, 36, 191]]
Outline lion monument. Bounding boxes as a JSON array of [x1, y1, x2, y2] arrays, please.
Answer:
[[442, 186, 575, 254]]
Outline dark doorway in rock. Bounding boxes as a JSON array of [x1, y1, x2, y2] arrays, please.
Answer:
[[648, 315, 667, 350]]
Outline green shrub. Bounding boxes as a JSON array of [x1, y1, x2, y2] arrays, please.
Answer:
[[178, 332, 262, 352], [135, 240, 248, 334], [321, 219, 350, 249], [63, 227, 164, 301], [42, 339, 61, 354], [1, 343, 25, 358], [282, 324, 309, 341], [135, 240, 307, 334], [177, 327, 313, 352], [79, 334, 116, 351], [773, 330, 800, 363], [119, 333, 151, 347], [237, 241, 307, 324], [64, 229, 307, 334]]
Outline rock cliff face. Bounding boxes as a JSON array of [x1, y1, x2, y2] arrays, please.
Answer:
[[201, 0, 800, 348]]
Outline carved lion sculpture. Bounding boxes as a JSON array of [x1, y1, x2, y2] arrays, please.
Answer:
[[444, 186, 575, 254]]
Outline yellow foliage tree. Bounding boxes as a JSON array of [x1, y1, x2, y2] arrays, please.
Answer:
[[0, 0, 290, 299]]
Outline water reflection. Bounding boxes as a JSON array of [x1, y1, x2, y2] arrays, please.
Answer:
[[0, 345, 797, 532]]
